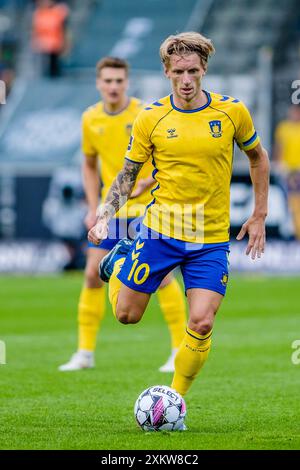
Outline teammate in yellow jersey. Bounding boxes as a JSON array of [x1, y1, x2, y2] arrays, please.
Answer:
[[59, 57, 186, 372], [88, 33, 270, 408], [274, 104, 300, 239]]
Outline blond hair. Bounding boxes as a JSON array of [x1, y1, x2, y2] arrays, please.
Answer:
[[160, 32, 215, 70], [96, 57, 129, 77]]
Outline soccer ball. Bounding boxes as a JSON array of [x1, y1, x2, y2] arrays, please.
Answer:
[[134, 385, 186, 431]]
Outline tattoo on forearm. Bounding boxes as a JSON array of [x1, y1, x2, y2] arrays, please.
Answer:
[[100, 160, 143, 218]]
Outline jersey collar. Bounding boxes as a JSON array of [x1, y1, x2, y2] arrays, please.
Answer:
[[103, 97, 131, 116], [170, 90, 211, 113]]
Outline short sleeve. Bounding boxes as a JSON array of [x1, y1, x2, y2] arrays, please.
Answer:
[[125, 113, 153, 164], [81, 113, 97, 157], [235, 102, 260, 151]]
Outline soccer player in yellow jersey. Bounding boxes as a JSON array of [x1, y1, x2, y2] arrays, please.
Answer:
[[88, 33, 269, 406], [59, 57, 186, 372], [274, 104, 300, 239]]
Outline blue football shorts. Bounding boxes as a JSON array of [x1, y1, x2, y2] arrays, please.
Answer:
[[88, 217, 142, 251], [117, 224, 230, 296]]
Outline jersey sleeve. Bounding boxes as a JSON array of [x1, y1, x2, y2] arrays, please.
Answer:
[[234, 101, 260, 151], [125, 112, 153, 164], [81, 112, 97, 157]]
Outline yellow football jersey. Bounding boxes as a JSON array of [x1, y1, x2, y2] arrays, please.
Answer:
[[275, 120, 300, 171], [125, 92, 260, 243], [82, 97, 154, 218]]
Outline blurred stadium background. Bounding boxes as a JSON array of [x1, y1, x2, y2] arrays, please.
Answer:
[[0, 0, 300, 273], [1, 0, 300, 451]]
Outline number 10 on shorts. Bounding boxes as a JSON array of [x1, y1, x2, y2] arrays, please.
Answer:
[[127, 240, 150, 285]]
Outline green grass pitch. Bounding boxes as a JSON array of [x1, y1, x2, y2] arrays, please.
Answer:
[[1, 273, 300, 450]]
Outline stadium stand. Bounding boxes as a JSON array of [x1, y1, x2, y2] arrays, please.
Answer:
[[0, 0, 28, 95], [66, 0, 199, 71], [1, 0, 300, 272], [202, 0, 298, 75]]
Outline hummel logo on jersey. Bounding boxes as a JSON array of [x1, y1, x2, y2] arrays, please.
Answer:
[[167, 128, 178, 139], [209, 120, 222, 138]]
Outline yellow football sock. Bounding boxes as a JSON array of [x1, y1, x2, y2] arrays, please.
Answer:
[[108, 257, 126, 317], [78, 286, 106, 351], [171, 327, 212, 396], [157, 278, 186, 349]]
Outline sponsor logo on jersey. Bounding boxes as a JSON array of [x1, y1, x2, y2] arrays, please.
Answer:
[[167, 128, 178, 139]]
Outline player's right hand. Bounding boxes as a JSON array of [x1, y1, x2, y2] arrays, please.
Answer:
[[236, 214, 266, 260], [87, 219, 108, 245]]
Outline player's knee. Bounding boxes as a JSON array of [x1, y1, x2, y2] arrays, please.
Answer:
[[189, 302, 218, 335], [116, 306, 142, 325], [189, 314, 214, 335], [189, 321, 212, 336], [197, 321, 213, 336]]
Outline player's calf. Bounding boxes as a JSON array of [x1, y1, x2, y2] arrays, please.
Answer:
[[85, 266, 105, 288]]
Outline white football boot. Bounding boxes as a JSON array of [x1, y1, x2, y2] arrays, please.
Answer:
[[159, 348, 178, 373], [58, 351, 94, 371]]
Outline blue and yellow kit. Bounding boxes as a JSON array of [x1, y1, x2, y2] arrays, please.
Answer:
[[125, 91, 260, 244], [117, 91, 260, 294]]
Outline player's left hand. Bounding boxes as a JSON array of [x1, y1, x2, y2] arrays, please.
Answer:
[[236, 215, 266, 260]]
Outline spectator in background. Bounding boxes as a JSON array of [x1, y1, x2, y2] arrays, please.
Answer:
[[274, 104, 300, 240], [31, 0, 69, 77]]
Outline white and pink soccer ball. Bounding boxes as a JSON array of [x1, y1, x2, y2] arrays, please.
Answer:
[[134, 385, 186, 431]]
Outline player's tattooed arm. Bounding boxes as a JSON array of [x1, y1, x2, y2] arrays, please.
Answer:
[[88, 160, 143, 245], [98, 159, 143, 219]]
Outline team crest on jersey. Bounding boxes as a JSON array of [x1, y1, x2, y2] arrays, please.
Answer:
[[167, 128, 178, 139], [221, 272, 229, 287], [126, 124, 132, 135], [209, 120, 222, 138]]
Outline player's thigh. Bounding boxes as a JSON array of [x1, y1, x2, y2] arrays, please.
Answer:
[[117, 284, 151, 324], [182, 243, 230, 332], [159, 271, 174, 289], [186, 288, 224, 333], [84, 247, 109, 288]]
